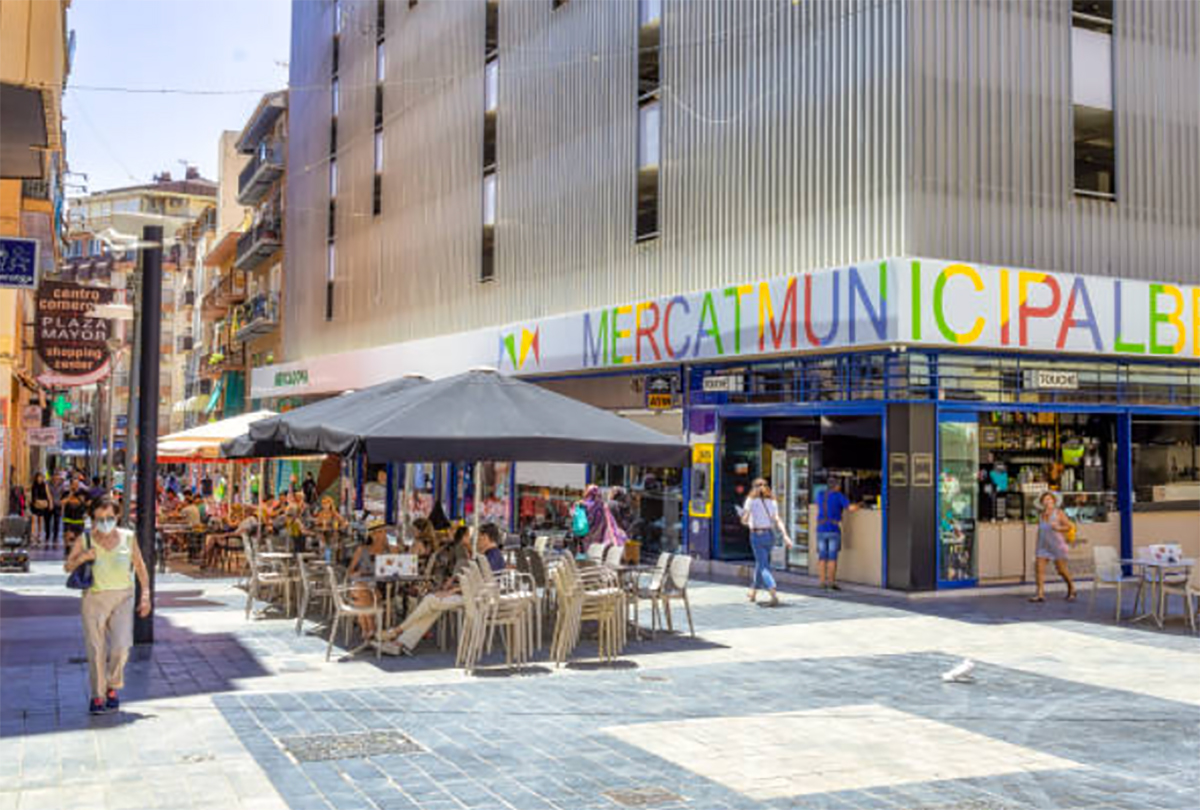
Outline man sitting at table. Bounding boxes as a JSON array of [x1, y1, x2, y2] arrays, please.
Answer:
[[381, 524, 505, 656]]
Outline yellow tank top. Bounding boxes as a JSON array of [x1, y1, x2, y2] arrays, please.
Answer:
[[91, 529, 134, 592]]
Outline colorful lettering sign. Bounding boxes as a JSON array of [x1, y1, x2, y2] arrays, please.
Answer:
[[251, 258, 1198, 399], [0, 237, 38, 289]]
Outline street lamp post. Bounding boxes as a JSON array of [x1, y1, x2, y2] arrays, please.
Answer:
[[133, 226, 162, 645]]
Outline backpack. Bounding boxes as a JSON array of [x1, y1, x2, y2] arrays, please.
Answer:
[[571, 503, 590, 537]]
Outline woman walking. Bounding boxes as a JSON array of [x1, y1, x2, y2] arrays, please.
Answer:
[[30, 472, 52, 544], [64, 498, 152, 715], [1029, 492, 1077, 603], [742, 478, 792, 605]]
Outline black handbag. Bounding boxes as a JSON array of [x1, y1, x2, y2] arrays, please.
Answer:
[[66, 534, 94, 590]]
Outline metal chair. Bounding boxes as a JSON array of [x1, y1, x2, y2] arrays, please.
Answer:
[[324, 566, 382, 661]]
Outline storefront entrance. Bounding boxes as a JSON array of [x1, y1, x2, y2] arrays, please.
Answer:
[[717, 413, 884, 582]]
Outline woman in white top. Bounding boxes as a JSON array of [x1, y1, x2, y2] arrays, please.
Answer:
[[743, 478, 792, 605]]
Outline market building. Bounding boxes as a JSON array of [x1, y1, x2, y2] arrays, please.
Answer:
[[260, 0, 1199, 590]]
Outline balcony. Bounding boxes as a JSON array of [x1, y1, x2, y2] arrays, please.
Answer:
[[201, 271, 247, 318], [200, 345, 244, 379], [234, 219, 282, 272], [236, 141, 285, 206], [181, 289, 196, 308], [177, 334, 194, 352], [21, 178, 52, 200], [234, 292, 280, 342]]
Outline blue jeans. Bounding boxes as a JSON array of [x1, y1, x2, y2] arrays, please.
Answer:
[[816, 531, 842, 561], [750, 530, 777, 591]]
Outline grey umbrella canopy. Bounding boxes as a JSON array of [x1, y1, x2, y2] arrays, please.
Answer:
[[360, 369, 689, 467], [219, 433, 294, 459], [248, 375, 429, 456]]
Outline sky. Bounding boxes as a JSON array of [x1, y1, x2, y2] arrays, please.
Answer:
[[63, 0, 292, 195]]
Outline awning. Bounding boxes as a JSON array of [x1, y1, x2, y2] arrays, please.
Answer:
[[204, 380, 223, 415], [157, 410, 277, 460]]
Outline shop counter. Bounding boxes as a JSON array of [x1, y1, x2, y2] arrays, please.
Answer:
[[807, 505, 882, 586], [977, 519, 1120, 582], [1132, 509, 1200, 560]]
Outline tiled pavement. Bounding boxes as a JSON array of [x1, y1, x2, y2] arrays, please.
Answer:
[[1, 552, 1197, 810]]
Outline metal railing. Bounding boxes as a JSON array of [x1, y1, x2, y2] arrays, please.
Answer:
[[237, 141, 285, 199]]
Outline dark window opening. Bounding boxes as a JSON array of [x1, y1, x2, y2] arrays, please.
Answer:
[[485, 0, 499, 59], [328, 200, 336, 239], [332, 36, 339, 77], [408, 0, 417, 8], [483, 114, 496, 171], [552, 0, 568, 8], [636, 170, 659, 242], [329, 118, 338, 154], [377, 0, 386, 39], [373, 174, 382, 216], [481, 227, 495, 282], [1072, 0, 1113, 29], [1074, 107, 1115, 197], [325, 280, 334, 321], [375, 84, 384, 128], [638, 15, 661, 99]]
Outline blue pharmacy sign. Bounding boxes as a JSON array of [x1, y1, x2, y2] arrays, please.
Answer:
[[0, 237, 39, 289]]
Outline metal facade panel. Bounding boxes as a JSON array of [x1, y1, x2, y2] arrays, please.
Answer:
[[905, 0, 1200, 285], [284, 0, 907, 362]]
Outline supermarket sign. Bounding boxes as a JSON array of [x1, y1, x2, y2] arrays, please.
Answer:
[[252, 258, 1198, 397]]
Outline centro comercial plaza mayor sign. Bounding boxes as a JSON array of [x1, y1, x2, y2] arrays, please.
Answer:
[[252, 258, 1198, 398]]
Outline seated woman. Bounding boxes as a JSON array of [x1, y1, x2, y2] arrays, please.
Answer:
[[346, 523, 389, 640], [313, 496, 348, 557], [202, 512, 258, 569]]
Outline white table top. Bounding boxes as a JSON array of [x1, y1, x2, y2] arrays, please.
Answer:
[[1122, 557, 1195, 568]]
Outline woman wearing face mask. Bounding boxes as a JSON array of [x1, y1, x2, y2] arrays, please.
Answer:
[[64, 498, 152, 715]]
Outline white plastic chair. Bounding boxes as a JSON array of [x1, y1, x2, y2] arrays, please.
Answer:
[[659, 554, 695, 637], [324, 566, 383, 661], [603, 544, 624, 569], [585, 543, 606, 563], [1088, 546, 1139, 622], [1159, 563, 1200, 634]]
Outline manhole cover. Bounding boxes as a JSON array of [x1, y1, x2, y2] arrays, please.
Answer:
[[603, 787, 685, 807], [277, 730, 424, 762]]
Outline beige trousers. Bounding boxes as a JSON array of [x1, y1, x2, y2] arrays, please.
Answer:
[[81, 588, 134, 698], [395, 593, 462, 651]]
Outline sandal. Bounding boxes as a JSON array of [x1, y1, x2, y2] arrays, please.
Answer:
[[1028, 596, 1045, 603]]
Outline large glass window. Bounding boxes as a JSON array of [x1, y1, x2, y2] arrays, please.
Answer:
[[1132, 417, 1200, 505], [939, 418, 979, 583]]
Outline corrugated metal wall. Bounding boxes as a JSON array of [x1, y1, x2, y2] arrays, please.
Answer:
[[285, 0, 906, 361], [284, 0, 1198, 365], [906, 0, 1200, 284]]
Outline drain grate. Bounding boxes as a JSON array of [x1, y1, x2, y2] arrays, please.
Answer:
[[278, 730, 424, 762], [603, 787, 685, 807]]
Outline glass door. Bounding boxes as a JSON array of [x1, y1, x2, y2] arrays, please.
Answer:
[[939, 416, 979, 585]]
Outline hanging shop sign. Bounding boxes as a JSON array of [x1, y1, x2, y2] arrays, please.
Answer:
[[21, 405, 42, 429], [0, 237, 39, 289], [701, 374, 743, 394], [645, 372, 677, 410], [35, 281, 115, 387], [1025, 369, 1080, 391], [26, 426, 63, 448], [251, 258, 1199, 398]]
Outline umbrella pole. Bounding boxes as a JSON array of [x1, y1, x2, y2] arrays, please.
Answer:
[[257, 457, 265, 544], [472, 460, 482, 556]]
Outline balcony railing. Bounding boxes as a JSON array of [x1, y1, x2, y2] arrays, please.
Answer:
[[200, 344, 244, 379], [236, 141, 285, 206], [234, 292, 280, 342], [201, 271, 247, 317], [234, 219, 282, 272]]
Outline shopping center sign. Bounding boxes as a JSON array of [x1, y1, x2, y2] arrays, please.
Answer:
[[251, 258, 1198, 398]]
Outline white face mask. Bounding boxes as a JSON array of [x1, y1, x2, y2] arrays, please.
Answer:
[[96, 518, 117, 533]]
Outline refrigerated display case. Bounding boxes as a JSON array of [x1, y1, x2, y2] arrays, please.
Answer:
[[939, 417, 978, 584], [786, 445, 811, 569]]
